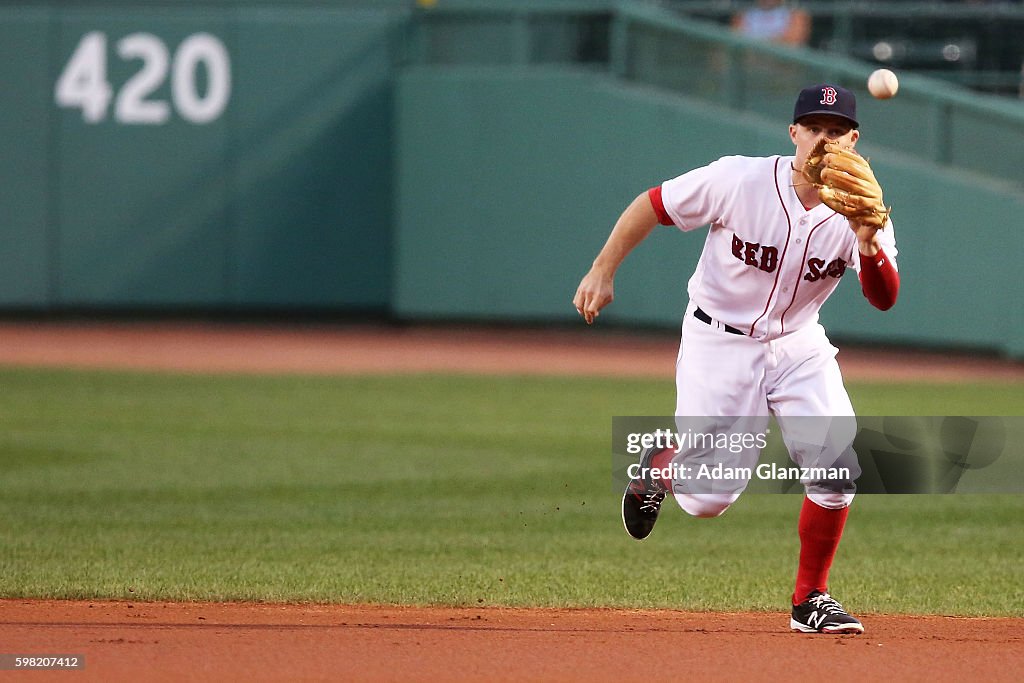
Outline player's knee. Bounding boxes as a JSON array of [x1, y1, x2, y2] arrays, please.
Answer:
[[674, 492, 739, 518], [806, 490, 854, 509]]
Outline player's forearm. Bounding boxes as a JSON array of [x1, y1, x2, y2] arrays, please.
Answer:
[[590, 192, 660, 275], [857, 234, 881, 257], [853, 222, 881, 257], [858, 248, 899, 311]]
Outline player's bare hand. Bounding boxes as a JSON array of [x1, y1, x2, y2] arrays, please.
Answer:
[[851, 220, 881, 256], [573, 270, 614, 325]]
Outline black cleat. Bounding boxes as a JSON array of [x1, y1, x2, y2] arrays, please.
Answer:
[[790, 590, 865, 634], [621, 446, 671, 540]]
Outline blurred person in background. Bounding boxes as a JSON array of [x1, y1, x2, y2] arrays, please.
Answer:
[[731, 0, 811, 47]]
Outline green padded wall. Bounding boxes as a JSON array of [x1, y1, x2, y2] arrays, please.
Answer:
[[0, 9, 52, 305], [1, 7, 403, 309], [395, 67, 1024, 356]]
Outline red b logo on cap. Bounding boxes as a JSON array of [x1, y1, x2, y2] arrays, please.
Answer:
[[820, 87, 838, 105]]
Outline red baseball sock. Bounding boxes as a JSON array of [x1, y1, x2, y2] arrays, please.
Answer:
[[793, 496, 849, 605], [650, 447, 676, 490]]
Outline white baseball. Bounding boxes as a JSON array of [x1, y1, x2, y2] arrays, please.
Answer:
[[868, 69, 899, 99]]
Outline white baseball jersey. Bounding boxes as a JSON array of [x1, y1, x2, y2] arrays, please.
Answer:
[[658, 155, 897, 342]]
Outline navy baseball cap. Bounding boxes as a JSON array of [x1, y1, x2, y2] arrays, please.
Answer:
[[793, 83, 858, 129]]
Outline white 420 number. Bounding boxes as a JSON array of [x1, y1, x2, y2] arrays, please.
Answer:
[[55, 31, 231, 125]]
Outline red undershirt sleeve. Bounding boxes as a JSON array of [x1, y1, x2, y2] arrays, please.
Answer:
[[647, 186, 674, 226], [858, 248, 899, 311]]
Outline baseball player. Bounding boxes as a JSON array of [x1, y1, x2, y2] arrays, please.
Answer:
[[573, 84, 899, 634]]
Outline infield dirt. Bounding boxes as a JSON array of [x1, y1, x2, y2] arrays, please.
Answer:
[[1, 601, 1021, 682], [0, 320, 1021, 382]]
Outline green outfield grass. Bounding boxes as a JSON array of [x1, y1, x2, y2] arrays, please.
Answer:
[[0, 368, 1021, 616]]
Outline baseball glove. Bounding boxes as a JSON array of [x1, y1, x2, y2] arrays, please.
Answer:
[[802, 139, 891, 229]]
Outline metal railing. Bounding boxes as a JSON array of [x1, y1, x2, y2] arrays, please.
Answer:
[[661, 1, 1024, 95], [410, 0, 1024, 188]]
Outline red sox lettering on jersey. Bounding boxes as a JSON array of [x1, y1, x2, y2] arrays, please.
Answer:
[[730, 235, 846, 281], [655, 154, 897, 340]]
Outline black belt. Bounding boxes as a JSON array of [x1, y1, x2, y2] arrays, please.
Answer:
[[694, 307, 745, 335]]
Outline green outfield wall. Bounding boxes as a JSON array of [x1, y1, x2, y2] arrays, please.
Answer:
[[394, 66, 1024, 356], [0, 5, 405, 309], [1, 1, 1021, 356]]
